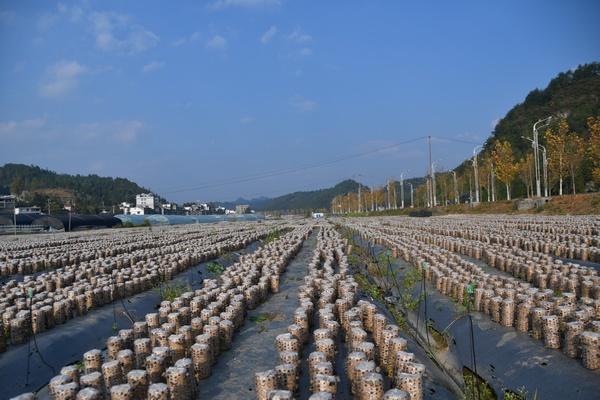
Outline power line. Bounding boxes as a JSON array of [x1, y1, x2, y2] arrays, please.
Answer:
[[430, 135, 482, 145], [155, 136, 429, 195]]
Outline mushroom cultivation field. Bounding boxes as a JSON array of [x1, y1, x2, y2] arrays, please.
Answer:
[[0, 215, 599, 400]]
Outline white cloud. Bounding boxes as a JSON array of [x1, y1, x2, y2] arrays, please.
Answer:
[[289, 28, 313, 44], [12, 62, 25, 74], [173, 101, 192, 109], [78, 120, 145, 144], [290, 95, 317, 113], [39, 59, 87, 98], [37, 13, 59, 30], [89, 161, 106, 171], [261, 26, 277, 44], [142, 61, 166, 73], [0, 9, 15, 23], [89, 12, 158, 54], [241, 117, 254, 124], [0, 118, 46, 138], [1, 118, 148, 171], [172, 37, 186, 47], [172, 32, 201, 47], [206, 34, 227, 49], [58, 3, 83, 22], [190, 32, 202, 42], [208, 0, 281, 10], [298, 47, 312, 57]]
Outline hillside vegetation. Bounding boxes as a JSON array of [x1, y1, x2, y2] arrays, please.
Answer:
[[0, 164, 151, 214]]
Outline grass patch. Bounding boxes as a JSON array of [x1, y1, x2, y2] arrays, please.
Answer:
[[353, 272, 387, 303], [249, 312, 282, 323], [428, 324, 449, 350], [264, 231, 282, 244], [156, 279, 192, 302], [206, 262, 225, 275], [462, 367, 497, 400]]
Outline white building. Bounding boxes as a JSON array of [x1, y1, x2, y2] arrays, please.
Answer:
[[15, 206, 42, 215], [136, 193, 159, 212], [235, 204, 250, 214], [0, 195, 16, 212], [129, 207, 146, 215]]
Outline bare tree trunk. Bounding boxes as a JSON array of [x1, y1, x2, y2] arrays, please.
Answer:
[[559, 176, 563, 195], [506, 183, 511, 201]]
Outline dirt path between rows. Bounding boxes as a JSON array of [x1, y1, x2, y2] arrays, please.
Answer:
[[197, 229, 318, 399]]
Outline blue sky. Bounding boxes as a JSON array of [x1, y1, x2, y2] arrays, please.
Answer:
[[1, 1, 599, 204]]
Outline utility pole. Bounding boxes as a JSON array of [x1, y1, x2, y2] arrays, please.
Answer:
[[432, 160, 440, 207], [371, 184, 375, 211], [452, 171, 458, 204], [532, 117, 552, 197], [393, 179, 397, 209], [358, 174, 361, 213], [400, 170, 410, 208], [386, 179, 391, 210], [428, 136, 434, 208], [491, 163, 496, 202], [473, 145, 482, 203]]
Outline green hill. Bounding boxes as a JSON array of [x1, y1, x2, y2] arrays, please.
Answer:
[[258, 178, 426, 213], [0, 164, 152, 214]]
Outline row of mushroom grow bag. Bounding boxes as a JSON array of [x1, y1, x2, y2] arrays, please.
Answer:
[[342, 216, 600, 371], [0, 223, 285, 352], [256, 226, 427, 400], [12, 223, 312, 399]]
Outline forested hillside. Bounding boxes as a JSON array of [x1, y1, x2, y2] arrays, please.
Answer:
[[445, 62, 600, 202], [259, 179, 363, 213], [0, 164, 151, 214]]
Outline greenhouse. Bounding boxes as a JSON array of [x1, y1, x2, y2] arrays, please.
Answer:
[[0, 213, 122, 233], [0, 213, 265, 233], [114, 213, 265, 226]]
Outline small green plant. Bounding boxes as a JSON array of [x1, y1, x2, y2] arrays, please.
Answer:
[[378, 251, 395, 265], [71, 361, 85, 370], [353, 272, 387, 303], [462, 373, 496, 400], [206, 262, 225, 275], [250, 313, 278, 323], [265, 231, 282, 243], [347, 254, 359, 265], [157, 279, 192, 302], [400, 292, 422, 312], [250, 315, 269, 323], [403, 266, 423, 290], [503, 386, 530, 400], [112, 322, 118, 331]]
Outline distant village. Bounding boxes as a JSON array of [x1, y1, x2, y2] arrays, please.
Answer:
[[0, 193, 251, 216]]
